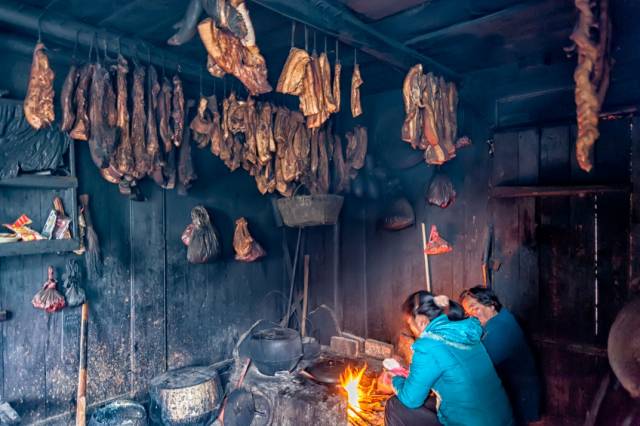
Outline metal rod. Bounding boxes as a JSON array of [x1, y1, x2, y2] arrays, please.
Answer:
[[0, 0, 201, 81]]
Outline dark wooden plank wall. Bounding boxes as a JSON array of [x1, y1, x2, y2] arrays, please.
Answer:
[[489, 118, 633, 423], [0, 143, 285, 424]]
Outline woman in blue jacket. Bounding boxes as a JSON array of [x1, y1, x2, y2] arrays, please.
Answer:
[[384, 291, 514, 426]]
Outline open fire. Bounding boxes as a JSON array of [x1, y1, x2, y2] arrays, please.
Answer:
[[339, 364, 386, 426]]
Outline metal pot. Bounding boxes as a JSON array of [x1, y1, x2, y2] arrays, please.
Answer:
[[149, 366, 223, 425], [89, 400, 147, 426], [249, 327, 303, 376]]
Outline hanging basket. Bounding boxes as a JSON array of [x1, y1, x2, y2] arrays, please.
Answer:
[[276, 195, 344, 227]]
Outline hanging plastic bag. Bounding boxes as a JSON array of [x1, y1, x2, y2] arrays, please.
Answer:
[[379, 197, 415, 231], [62, 259, 86, 308], [32, 266, 66, 313], [427, 171, 456, 208], [186, 206, 221, 264], [425, 225, 452, 255], [233, 217, 266, 262]]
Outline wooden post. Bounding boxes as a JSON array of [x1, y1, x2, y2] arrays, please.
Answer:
[[301, 255, 310, 337], [76, 302, 89, 426], [421, 223, 431, 292]]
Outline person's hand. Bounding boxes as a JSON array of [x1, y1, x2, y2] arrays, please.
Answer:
[[377, 371, 395, 394]]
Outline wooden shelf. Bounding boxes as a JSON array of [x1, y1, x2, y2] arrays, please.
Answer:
[[0, 239, 79, 257], [0, 175, 77, 189], [490, 184, 630, 199]]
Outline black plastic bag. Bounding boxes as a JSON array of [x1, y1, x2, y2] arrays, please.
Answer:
[[62, 259, 86, 308], [0, 99, 70, 179], [379, 197, 415, 231], [186, 206, 221, 264], [427, 171, 456, 208]]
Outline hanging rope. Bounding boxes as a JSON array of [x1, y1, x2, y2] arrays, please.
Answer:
[[290, 21, 296, 48], [354, 47, 357, 66], [335, 39, 339, 63], [324, 36, 327, 54], [199, 66, 203, 97], [304, 25, 308, 52], [116, 36, 121, 57]]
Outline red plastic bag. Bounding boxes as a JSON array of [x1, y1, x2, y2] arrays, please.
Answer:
[[425, 225, 452, 255]]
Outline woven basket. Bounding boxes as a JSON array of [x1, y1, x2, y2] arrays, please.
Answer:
[[276, 195, 344, 227]]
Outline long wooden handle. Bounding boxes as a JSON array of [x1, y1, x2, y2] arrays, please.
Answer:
[[76, 302, 89, 426], [421, 223, 431, 292], [301, 255, 310, 337]]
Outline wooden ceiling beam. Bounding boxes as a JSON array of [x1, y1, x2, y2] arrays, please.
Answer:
[[249, 0, 461, 81], [403, 0, 561, 47]]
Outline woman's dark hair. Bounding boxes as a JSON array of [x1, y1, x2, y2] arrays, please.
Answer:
[[459, 286, 503, 312], [402, 291, 465, 321]]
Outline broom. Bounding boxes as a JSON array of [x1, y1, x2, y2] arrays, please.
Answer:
[[79, 195, 102, 281]]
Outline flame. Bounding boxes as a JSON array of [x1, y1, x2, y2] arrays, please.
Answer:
[[340, 364, 368, 415]]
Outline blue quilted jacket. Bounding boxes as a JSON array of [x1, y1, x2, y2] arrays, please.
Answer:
[[392, 315, 514, 426]]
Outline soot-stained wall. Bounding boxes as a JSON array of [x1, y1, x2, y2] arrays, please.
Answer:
[[300, 88, 491, 343], [0, 54, 285, 424]]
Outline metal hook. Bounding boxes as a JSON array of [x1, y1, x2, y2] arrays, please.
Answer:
[[354, 47, 357, 66], [161, 52, 166, 77], [324, 36, 327, 54], [71, 29, 79, 62], [199, 67, 203, 96], [335, 39, 339, 63], [313, 30, 317, 53], [304, 25, 308, 52], [290, 21, 296, 49], [88, 32, 95, 62], [37, 11, 45, 42], [116, 36, 122, 56]]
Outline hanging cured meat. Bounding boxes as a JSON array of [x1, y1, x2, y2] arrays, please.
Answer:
[[32, 266, 65, 313], [177, 100, 197, 194], [60, 64, 79, 132], [88, 64, 116, 169], [569, 0, 611, 172], [401, 64, 424, 148], [208, 95, 223, 156], [146, 65, 162, 171], [345, 126, 367, 171], [233, 217, 266, 262], [69, 64, 93, 141], [350, 64, 363, 118], [159, 77, 174, 153], [332, 134, 349, 193], [299, 58, 320, 117], [24, 42, 55, 130], [256, 102, 274, 165], [104, 70, 118, 129], [197, 18, 271, 96], [114, 55, 134, 177], [276, 48, 310, 95], [131, 64, 149, 178], [319, 52, 336, 114], [307, 53, 330, 129], [333, 61, 341, 113], [191, 97, 213, 149], [171, 75, 185, 148]]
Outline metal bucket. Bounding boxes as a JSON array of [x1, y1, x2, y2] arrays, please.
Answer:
[[149, 366, 223, 425], [275, 195, 344, 227], [89, 400, 147, 426]]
